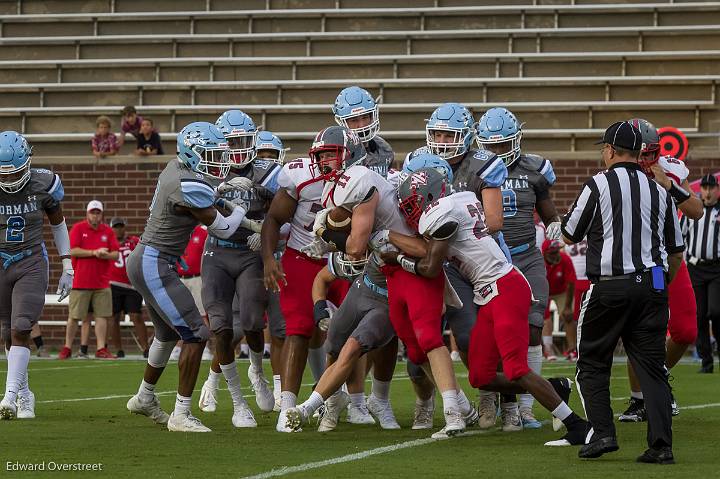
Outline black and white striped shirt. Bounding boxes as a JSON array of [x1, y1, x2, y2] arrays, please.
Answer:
[[561, 162, 685, 280], [680, 203, 720, 262]]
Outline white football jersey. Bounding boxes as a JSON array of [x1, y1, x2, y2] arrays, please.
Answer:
[[565, 239, 588, 281], [322, 164, 413, 235], [658, 155, 689, 185], [277, 157, 325, 251], [419, 191, 512, 304]]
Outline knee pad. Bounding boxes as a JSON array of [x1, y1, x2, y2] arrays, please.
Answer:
[[147, 338, 176, 369]]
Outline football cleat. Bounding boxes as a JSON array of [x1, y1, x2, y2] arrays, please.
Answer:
[[618, 397, 647, 423], [167, 411, 211, 432], [520, 408, 542, 429], [284, 406, 309, 432], [232, 403, 257, 428], [464, 403, 480, 427], [367, 395, 400, 430], [548, 377, 572, 431], [440, 408, 466, 437], [318, 391, 350, 432], [544, 419, 589, 446], [126, 393, 169, 424], [277, 409, 302, 433], [16, 391, 36, 419], [500, 404, 523, 432], [57, 346, 72, 360], [0, 397, 17, 420], [198, 380, 218, 413], [347, 402, 375, 425], [671, 395, 679, 417], [477, 391, 498, 429], [248, 366, 275, 413], [412, 399, 435, 430]]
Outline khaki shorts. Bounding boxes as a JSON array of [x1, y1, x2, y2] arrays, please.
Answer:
[[180, 275, 205, 316], [550, 290, 572, 319], [69, 288, 112, 319]]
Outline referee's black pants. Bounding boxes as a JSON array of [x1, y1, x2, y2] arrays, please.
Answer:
[[688, 262, 720, 370], [576, 273, 672, 449]]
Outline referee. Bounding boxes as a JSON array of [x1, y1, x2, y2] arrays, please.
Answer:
[[681, 173, 720, 373], [561, 121, 685, 464]]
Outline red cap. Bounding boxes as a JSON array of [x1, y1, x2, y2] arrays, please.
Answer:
[[542, 239, 562, 254]]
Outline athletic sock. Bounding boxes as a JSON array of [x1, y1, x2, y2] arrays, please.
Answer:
[[371, 378, 391, 402], [349, 392, 365, 409], [551, 401, 572, 421], [4, 346, 30, 404], [631, 391, 644, 400], [207, 369, 222, 388], [416, 396, 434, 408], [456, 388, 472, 415], [174, 394, 192, 415], [138, 380, 156, 401], [240, 343, 250, 356], [519, 345, 543, 411], [32, 336, 44, 349], [273, 374, 281, 399], [280, 391, 297, 411], [264, 343, 271, 355], [18, 370, 30, 396], [542, 335, 554, 352], [219, 361, 246, 408], [440, 390, 459, 412], [307, 347, 326, 383], [300, 391, 325, 416], [80, 345, 88, 355], [249, 349, 264, 372]]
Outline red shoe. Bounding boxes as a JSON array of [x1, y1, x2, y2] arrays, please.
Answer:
[[95, 348, 116, 359], [566, 349, 578, 362], [58, 346, 72, 360]]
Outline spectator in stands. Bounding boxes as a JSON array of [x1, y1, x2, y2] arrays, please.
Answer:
[[118, 106, 143, 147], [91, 116, 119, 159], [108, 217, 149, 358], [58, 200, 119, 360], [541, 239, 576, 361], [134, 118, 164, 156]]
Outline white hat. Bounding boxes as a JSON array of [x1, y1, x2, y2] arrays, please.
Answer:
[[86, 200, 103, 212]]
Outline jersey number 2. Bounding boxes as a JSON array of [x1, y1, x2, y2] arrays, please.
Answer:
[[466, 202, 488, 240], [501, 190, 517, 218], [6, 216, 25, 242]]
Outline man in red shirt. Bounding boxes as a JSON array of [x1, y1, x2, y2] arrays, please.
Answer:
[[108, 217, 148, 358], [541, 239, 576, 360], [58, 200, 119, 359]]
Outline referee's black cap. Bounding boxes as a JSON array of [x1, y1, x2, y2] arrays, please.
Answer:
[[595, 121, 643, 151], [700, 174, 718, 187]]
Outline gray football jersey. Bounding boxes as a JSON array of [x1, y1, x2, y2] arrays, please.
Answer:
[[500, 154, 556, 249], [0, 168, 63, 254], [207, 159, 281, 247], [364, 253, 388, 289], [451, 149, 507, 195], [362, 135, 394, 179], [141, 159, 216, 257]]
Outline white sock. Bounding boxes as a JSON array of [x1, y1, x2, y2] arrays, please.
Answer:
[[300, 391, 325, 415], [341, 383, 349, 394], [207, 369, 222, 388], [174, 394, 192, 415], [519, 345, 543, 411], [249, 349, 264, 372], [219, 361, 246, 408], [542, 336, 554, 350], [502, 401, 518, 412], [440, 390, 459, 412], [631, 391, 644, 400], [349, 392, 365, 408], [18, 370, 30, 396], [457, 388, 472, 415], [416, 396, 434, 408], [551, 401, 572, 421], [307, 347, 326, 383], [4, 346, 30, 404], [280, 391, 297, 411], [371, 378, 391, 402], [240, 343, 249, 355], [273, 374, 281, 399], [138, 380, 156, 401], [264, 343, 271, 355]]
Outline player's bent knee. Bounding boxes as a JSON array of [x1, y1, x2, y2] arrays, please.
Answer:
[[148, 337, 176, 369]]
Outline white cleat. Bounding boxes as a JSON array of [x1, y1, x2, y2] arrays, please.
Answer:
[[126, 394, 169, 425], [232, 403, 257, 428], [167, 411, 211, 432], [0, 397, 17, 420], [501, 404, 523, 432], [198, 380, 218, 413], [347, 402, 375, 425], [318, 391, 350, 432], [248, 366, 275, 413], [478, 391, 498, 429], [441, 408, 466, 437], [412, 398, 435, 430], [16, 391, 36, 419], [277, 409, 301, 433], [284, 406, 310, 432], [367, 395, 400, 430], [169, 346, 181, 361]]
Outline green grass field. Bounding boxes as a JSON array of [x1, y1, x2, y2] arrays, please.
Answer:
[[0, 358, 717, 479]]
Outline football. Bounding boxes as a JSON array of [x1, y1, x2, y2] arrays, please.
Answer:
[[326, 206, 353, 232]]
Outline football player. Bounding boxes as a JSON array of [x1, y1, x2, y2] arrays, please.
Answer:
[[618, 118, 702, 422], [476, 107, 559, 430], [389, 167, 589, 445], [260, 127, 358, 432], [125, 122, 250, 432], [197, 111, 279, 427], [0, 131, 72, 420]]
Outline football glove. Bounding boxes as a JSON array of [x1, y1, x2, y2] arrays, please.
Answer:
[[312, 208, 332, 238], [545, 221, 562, 241], [57, 258, 74, 302], [300, 238, 333, 259], [313, 299, 333, 332], [241, 218, 263, 234], [247, 233, 261, 251], [216, 176, 253, 195]]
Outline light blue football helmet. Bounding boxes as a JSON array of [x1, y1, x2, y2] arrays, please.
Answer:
[[332, 86, 379, 143], [401, 151, 454, 184], [255, 130, 288, 165], [215, 110, 257, 168], [0, 131, 32, 193], [475, 107, 523, 167], [177, 121, 230, 179], [425, 103, 475, 160]]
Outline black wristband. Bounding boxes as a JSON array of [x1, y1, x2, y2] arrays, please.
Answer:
[[668, 182, 691, 204], [397, 253, 418, 275], [320, 228, 349, 252], [313, 300, 330, 323]]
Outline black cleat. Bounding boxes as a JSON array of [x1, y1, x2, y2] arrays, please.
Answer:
[[579, 436, 619, 459], [548, 377, 572, 404], [698, 365, 714, 374], [637, 447, 675, 465], [619, 397, 646, 422]]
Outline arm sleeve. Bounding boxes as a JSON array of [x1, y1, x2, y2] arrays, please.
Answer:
[[179, 179, 216, 209], [474, 152, 508, 189], [663, 193, 686, 255], [561, 180, 598, 244], [533, 158, 556, 201]]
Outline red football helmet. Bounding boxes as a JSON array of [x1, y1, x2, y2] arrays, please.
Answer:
[[629, 118, 661, 176]]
